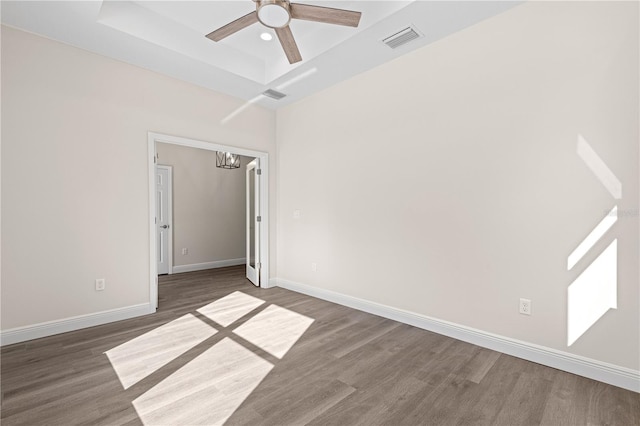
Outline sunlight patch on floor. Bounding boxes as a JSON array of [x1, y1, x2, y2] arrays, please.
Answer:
[[568, 239, 617, 346], [132, 337, 273, 425], [105, 291, 315, 424], [233, 304, 314, 359], [105, 314, 216, 389], [197, 290, 265, 327]]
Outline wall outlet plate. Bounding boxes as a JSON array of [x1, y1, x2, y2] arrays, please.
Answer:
[[519, 298, 531, 315], [95, 279, 106, 291]]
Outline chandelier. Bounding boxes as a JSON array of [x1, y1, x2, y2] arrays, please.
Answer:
[[216, 151, 241, 169]]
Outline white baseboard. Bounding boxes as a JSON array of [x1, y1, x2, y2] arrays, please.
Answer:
[[172, 258, 245, 274], [0, 303, 155, 346], [272, 277, 639, 393]]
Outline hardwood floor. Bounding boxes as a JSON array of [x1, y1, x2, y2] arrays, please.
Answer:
[[1, 266, 638, 425]]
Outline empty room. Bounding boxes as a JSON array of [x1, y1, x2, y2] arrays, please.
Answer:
[[1, 1, 639, 425]]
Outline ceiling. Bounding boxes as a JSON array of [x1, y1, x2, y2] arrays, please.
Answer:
[[1, 1, 522, 109]]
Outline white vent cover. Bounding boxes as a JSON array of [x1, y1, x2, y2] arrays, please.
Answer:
[[262, 89, 287, 100], [382, 26, 421, 49]]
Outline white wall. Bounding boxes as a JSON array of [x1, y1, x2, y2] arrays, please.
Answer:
[[1, 26, 276, 330], [276, 2, 639, 370], [156, 143, 250, 267]]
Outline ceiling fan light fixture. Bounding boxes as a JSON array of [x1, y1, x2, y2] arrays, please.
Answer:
[[260, 32, 273, 41], [256, 0, 291, 28], [208, 0, 362, 64]]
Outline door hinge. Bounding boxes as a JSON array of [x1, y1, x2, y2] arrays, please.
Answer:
[[257, 169, 262, 175], [257, 262, 261, 270], [155, 217, 157, 224], [256, 216, 262, 222]]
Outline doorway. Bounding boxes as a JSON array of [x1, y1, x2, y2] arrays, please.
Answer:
[[148, 132, 270, 310]]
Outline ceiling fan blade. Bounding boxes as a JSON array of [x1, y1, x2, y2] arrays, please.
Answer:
[[290, 3, 361, 27], [205, 11, 259, 42], [275, 26, 302, 64]]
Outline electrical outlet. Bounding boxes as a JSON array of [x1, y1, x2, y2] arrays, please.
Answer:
[[519, 298, 531, 315], [311, 262, 317, 272], [182, 248, 188, 255], [95, 279, 106, 291]]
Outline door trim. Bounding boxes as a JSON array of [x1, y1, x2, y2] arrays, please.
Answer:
[[147, 132, 270, 310], [246, 159, 260, 286], [156, 164, 173, 276]]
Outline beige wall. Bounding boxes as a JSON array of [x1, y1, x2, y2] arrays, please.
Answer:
[[276, 2, 639, 370], [1, 26, 276, 329], [156, 143, 250, 267], [1, 1, 638, 375]]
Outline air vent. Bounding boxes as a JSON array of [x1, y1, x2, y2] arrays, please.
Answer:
[[262, 89, 287, 100], [382, 26, 421, 49]]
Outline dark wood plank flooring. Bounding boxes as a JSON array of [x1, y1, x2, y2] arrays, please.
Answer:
[[1, 266, 638, 425]]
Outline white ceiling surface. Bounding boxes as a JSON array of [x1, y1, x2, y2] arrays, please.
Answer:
[[1, 1, 522, 109]]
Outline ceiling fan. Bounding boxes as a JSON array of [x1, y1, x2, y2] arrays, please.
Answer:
[[205, 0, 362, 64]]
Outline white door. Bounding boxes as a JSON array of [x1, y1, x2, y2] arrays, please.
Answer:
[[156, 165, 173, 275], [246, 159, 260, 286]]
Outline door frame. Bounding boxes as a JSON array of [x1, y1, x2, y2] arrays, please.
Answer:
[[246, 159, 260, 286], [155, 164, 173, 276], [147, 132, 271, 310]]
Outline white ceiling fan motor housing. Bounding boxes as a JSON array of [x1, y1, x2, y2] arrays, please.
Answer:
[[256, 0, 291, 28]]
